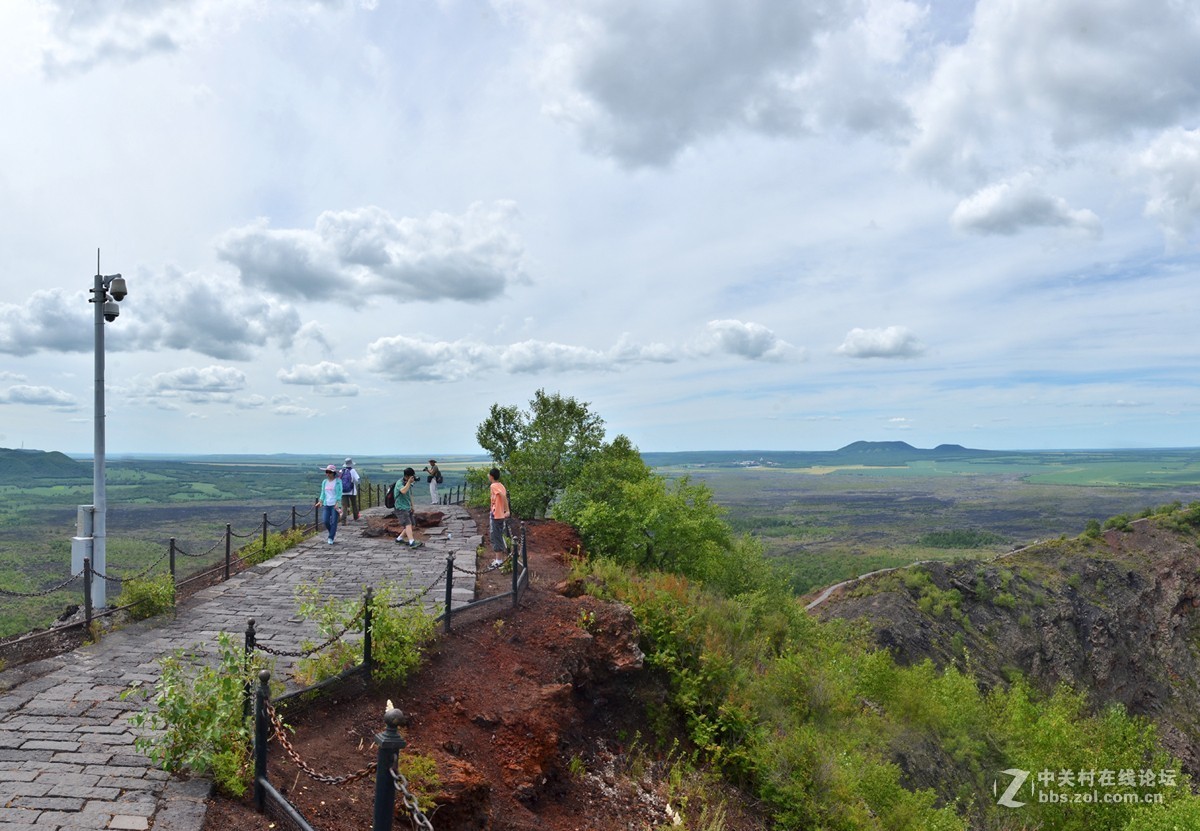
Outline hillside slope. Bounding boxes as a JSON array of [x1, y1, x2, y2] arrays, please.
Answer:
[[0, 447, 88, 479], [813, 512, 1200, 775]]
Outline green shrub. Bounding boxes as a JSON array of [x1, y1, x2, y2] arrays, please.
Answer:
[[120, 573, 175, 620], [239, 527, 307, 567], [125, 632, 265, 796], [918, 529, 1006, 549], [293, 580, 436, 687], [1103, 514, 1132, 532]]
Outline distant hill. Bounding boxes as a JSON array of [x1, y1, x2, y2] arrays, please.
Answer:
[[642, 441, 1004, 469], [0, 448, 88, 479]]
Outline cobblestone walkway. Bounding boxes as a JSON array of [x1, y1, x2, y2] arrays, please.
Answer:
[[0, 504, 479, 831]]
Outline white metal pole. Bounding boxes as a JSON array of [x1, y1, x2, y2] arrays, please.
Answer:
[[93, 253, 107, 610]]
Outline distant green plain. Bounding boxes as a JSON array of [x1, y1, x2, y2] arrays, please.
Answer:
[[4, 448, 1200, 639]]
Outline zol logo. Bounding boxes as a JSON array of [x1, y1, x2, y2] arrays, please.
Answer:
[[995, 768, 1031, 808]]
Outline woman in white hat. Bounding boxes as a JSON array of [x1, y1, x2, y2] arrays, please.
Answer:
[[315, 464, 343, 544]]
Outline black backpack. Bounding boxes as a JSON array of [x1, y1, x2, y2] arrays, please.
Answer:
[[435, 471, 444, 484], [384, 482, 396, 509]]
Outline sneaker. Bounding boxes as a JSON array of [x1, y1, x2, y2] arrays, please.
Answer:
[[409, 540, 423, 548], [395, 535, 404, 543], [327, 538, 334, 545]]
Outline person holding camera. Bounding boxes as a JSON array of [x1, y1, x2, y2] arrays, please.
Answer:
[[393, 467, 423, 548], [423, 460, 442, 505]]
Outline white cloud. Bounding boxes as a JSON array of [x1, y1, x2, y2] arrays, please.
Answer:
[[0, 384, 77, 408], [313, 383, 359, 397], [1138, 128, 1200, 246], [837, 326, 925, 358], [278, 362, 351, 385], [36, 0, 370, 78], [504, 0, 923, 166], [217, 203, 526, 304], [696, 320, 796, 361], [0, 289, 92, 356], [144, 366, 248, 407], [907, 0, 1200, 187], [951, 175, 1102, 237], [0, 270, 302, 360], [273, 404, 319, 418], [235, 395, 269, 410], [365, 321, 785, 382], [365, 335, 492, 382]]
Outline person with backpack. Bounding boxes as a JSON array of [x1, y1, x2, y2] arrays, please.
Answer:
[[392, 468, 423, 548], [423, 459, 442, 505], [339, 459, 361, 521], [315, 464, 343, 545]]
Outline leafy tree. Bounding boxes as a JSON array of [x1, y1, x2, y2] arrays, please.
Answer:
[[557, 435, 771, 595], [475, 389, 605, 517]]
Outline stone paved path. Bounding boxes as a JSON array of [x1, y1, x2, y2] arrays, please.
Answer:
[[0, 504, 479, 831]]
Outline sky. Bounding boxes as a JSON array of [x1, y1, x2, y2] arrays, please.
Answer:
[[1, 0, 1199, 456]]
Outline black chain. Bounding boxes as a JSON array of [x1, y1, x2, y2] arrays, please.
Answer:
[[267, 701, 377, 786], [390, 766, 435, 830], [0, 572, 82, 597], [92, 548, 171, 584], [254, 609, 363, 658], [388, 571, 445, 608], [176, 536, 225, 558]]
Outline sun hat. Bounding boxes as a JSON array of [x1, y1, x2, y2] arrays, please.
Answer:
[[324, 464, 337, 473], [345, 458, 354, 466]]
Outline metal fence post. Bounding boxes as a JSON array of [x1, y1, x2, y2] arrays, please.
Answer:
[[168, 537, 176, 588], [244, 618, 257, 721], [363, 587, 374, 681], [521, 524, 529, 596], [372, 709, 407, 831], [261, 513, 268, 557], [444, 553, 454, 634], [253, 670, 271, 812], [313, 504, 319, 532], [83, 557, 93, 631], [291, 506, 297, 532], [511, 523, 520, 607], [225, 524, 232, 580]]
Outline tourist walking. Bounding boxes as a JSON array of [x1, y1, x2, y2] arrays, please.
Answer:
[[393, 467, 423, 548], [315, 464, 343, 544], [340, 458, 361, 520], [488, 467, 510, 568], [424, 459, 442, 504]]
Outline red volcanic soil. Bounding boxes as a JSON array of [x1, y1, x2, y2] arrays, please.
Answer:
[[202, 509, 763, 831]]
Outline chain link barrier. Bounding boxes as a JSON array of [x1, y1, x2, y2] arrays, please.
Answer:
[[175, 536, 226, 558], [229, 528, 258, 539], [92, 547, 171, 584], [390, 766, 436, 830], [0, 571, 83, 598], [265, 509, 295, 529], [388, 571, 446, 609], [266, 700, 377, 786], [254, 608, 364, 658]]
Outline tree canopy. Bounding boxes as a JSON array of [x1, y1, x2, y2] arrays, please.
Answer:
[[475, 389, 605, 517]]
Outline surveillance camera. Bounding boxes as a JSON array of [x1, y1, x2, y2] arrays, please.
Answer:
[[103, 301, 120, 322], [108, 276, 127, 301]]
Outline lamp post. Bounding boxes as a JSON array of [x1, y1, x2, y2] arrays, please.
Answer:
[[87, 250, 128, 610]]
